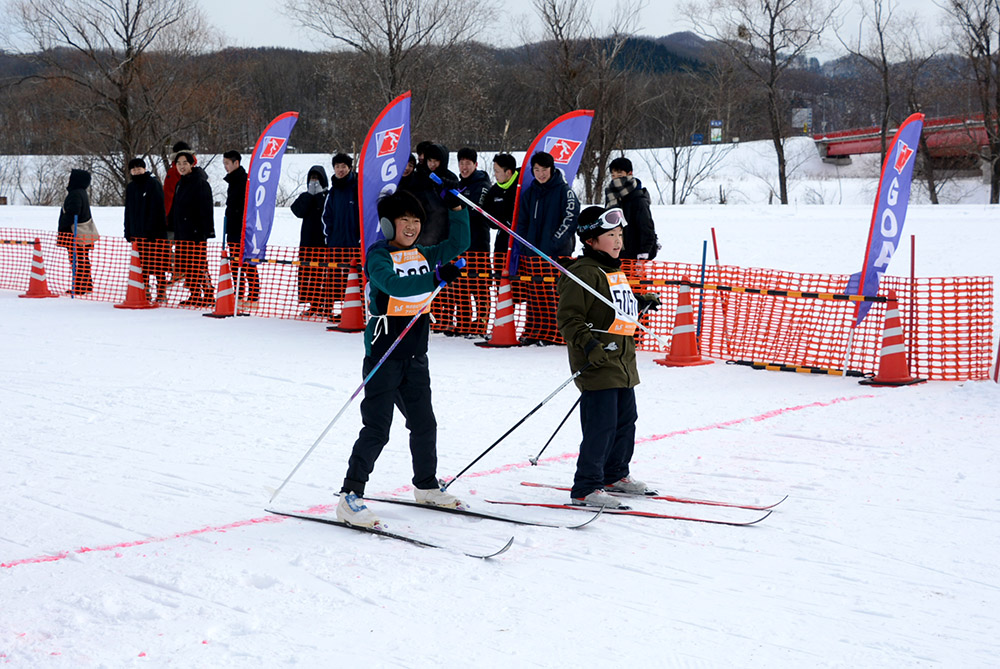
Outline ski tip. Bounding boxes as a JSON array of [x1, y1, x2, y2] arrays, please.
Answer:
[[474, 535, 515, 559], [745, 509, 773, 526], [769, 495, 789, 509]]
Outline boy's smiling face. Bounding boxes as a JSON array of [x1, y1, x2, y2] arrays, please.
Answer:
[[391, 214, 421, 248]]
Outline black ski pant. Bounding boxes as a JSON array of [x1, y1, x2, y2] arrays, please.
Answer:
[[342, 354, 439, 496], [571, 387, 637, 499]]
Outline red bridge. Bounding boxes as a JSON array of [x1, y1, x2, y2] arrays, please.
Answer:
[[814, 115, 990, 166]]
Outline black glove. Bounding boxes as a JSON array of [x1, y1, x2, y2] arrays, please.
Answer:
[[584, 339, 609, 368], [438, 179, 465, 210], [636, 293, 661, 313], [435, 261, 463, 285]]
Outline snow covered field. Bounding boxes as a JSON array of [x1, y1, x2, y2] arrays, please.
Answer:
[[3, 191, 999, 666]]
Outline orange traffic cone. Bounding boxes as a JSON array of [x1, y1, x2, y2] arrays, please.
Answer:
[[859, 290, 926, 387], [19, 238, 59, 299], [204, 252, 236, 318], [328, 262, 365, 332], [655, 279, 713, 367], [477, 276, 520, 348], [114, 240, 158, 309]]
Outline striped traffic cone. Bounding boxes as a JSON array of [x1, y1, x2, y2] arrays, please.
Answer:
[[655, 278, 713, 367], [859, 290, 925, 387], [328, 261, 365, 332], [204, 251, 236, 318], [19, 238, 59, 299], [477, 276, 520, 348], [114, 240, 158, 309]]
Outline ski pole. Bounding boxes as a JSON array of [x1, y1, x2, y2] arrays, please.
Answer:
[[269, 259, 466, 504], [528, 395, 581, 466], [442, 361, 592, 491], [526, 300, 656, 467], [429, 173, 669, 349]]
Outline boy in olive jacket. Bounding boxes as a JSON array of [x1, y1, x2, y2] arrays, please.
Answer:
[[556, 206, 660, 507], [336, 189, 470, 528]]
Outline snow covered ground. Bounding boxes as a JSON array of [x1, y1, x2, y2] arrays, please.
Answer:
[[3, 194, 999, 666]]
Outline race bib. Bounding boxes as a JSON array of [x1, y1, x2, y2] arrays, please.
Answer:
[[606, 270, 638, 335], [386, 248, 433, 316]]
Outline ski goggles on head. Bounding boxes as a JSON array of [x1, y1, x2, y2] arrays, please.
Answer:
[[596, 207, 627, 229]]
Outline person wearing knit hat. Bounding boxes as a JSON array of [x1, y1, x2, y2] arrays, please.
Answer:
[[556, 204, 661, 507], [124, 156, 167, 301], [321, 153, 360, 321]]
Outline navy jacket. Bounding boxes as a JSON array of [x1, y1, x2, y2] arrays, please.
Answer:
[[224, 166, 248, 245], [459, 169, 492, 253], [124, 173, 167, 241], [322, 172, 360, 248], [516, 169, 579, 258]]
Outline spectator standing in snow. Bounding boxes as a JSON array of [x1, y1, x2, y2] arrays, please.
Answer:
[[291, 165, 330, 318], [453, 147, 493, 336], [515, 151, 579, 345], [321, 153, 360, 322], [163, 140, 193, 286], [605, 157, 659, 260], [169, 150, 215, 307], [56, 168, 96, 295], [556, 205, 660, 507], [483, 152, 518, 268], [222, 150, 259, 309], [123, 157, 167, 302], [335, 190, 470, 528]]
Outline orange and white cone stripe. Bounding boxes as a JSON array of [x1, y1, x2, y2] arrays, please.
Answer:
[[19, 238, 58, 299]]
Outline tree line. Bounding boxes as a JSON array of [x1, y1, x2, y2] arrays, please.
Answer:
[[0, 0, 997, 205]]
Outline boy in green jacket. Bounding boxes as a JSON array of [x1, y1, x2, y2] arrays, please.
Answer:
[[336, 190, 470, 528], [556, 206, 660, 507]]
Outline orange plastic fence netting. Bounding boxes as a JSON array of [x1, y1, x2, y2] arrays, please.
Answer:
[[1, 228, 993, 381]]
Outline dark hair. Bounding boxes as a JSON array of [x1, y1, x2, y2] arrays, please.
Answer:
[[331, 152, 353, 169], [424, 144, 446, 163], [530, 151, 554, 169], [609, 157, 633, 174], [415, 140, 433, 158], [175, 151, 195, 164], [378, 189, 426, 224], [492, 153, 516, 172], [128, 157, 146, 170], [223, 150, 242, 163], [457, 147, 477, 163], [171, 141, 191, 153], [407, 153, 417, 166]]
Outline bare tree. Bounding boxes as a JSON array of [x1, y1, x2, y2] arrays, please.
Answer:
[[526, 0, 656, 201], [838, 0, 898, 166], [5, 0, 227, 198], [943, 0, 1000, 203], [285, 0, 495, 106], [685, 0, 839, 204]]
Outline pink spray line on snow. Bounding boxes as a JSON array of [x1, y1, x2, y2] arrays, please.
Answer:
[[3, 394, 874, 570]]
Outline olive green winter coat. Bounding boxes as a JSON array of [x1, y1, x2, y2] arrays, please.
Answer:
[[556, 253, 639, 392]]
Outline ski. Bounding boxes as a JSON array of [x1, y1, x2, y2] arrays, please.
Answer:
[[360, 495, 603, 529], [520, 481, 787, 511], [266, 508, 514, 559], [484, 500, 771, 527]]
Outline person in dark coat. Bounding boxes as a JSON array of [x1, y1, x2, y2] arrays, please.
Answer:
[[322, 153, 360, 321], [483, 153, 518, 265], [57, 168, 95, 294], [556, 205, 660, 507], [169, 150, 215, 307], [453, 147, 493, 335], [123, 157, 167, 301], [222, 150, 259, 307], [515, 151, 579, 345], [163, 140, 194, 286], [291, 165, 330, 317], [605, 157, 659, 260]]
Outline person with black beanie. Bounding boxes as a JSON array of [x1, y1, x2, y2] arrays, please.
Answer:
[[321, 152, 360, 321], [556, 205, 661, 508], [124, 157, 167, 301]]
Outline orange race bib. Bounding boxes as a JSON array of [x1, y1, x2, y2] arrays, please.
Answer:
[[386, 248, 433, 316], [606, 270, 639, 335]]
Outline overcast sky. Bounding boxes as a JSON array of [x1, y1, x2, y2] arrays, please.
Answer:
[[202, 0, 950, 61]]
